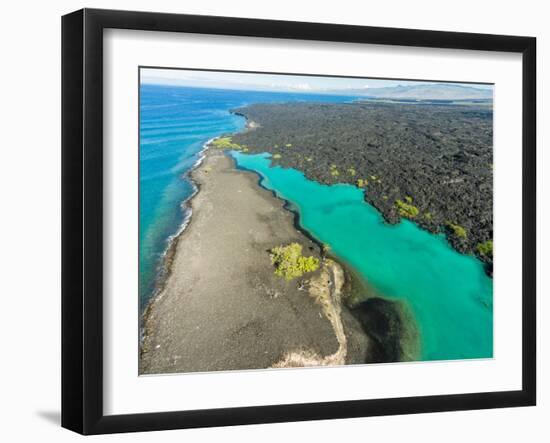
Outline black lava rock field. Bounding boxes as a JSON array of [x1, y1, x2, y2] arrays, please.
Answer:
[[229, 101, 493, 273]]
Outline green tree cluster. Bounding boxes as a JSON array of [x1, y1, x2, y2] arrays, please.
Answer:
[[211, 136, 244, 150], [476, 240, 493, 256], [270, 243, 320, 280], [395, 198, 420, 218], [447, 222, 468, 239]]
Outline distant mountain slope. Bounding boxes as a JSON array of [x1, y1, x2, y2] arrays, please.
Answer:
[[349, 83, 493, 100]]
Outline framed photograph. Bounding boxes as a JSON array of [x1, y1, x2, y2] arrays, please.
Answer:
[[62, 8, 536, 434]]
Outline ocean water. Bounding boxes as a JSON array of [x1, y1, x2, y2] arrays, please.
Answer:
[[139, 84, 359, 309], [231, 151, 493, 361]]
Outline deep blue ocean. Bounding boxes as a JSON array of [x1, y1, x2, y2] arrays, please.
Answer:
[[139, 84, 360, 309]]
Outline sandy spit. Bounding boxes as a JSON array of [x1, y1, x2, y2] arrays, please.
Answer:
[[140, 149, 368, 375]]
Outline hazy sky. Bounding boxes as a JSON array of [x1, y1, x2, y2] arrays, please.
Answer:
[[140, 68, 492, 93]]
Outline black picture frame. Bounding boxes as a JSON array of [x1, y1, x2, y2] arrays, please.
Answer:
[[62, 8, 537, 435]]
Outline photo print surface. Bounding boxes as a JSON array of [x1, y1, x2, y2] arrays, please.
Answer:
[[138, 68, 494, 375]]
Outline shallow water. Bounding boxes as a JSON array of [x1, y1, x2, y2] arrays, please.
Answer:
[[231, 151, 493, 361]]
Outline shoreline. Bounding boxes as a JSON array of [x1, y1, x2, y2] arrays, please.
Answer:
[[139, 146, 371, 374], [140, 136, 216, 328], [141, 124, 421, 367], [230, 149, 422, 362], [232, 155, 327, 254], [232, 103, 493, 278], [141, 117, 263, 318]]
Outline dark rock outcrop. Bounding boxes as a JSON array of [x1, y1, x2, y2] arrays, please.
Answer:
[[230, 101, 493, 269]]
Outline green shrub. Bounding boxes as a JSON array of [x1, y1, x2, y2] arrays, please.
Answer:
[[272, 153, 282, 159], [448, 222, 468, 239], [270, 243, 320, 280], [395, 199, 420, 218], [477, 240, 493, 256], [348, 168, 356, 177], [211, 136, 242, 150]]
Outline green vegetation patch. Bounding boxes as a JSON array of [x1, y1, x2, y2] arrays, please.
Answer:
[[329, 164, 340, 177], [448, 222, 468, 239], [395, 198, 420, 218], [211, 136, 242, 150], [272, 153, 282, 159], [476, 240, 493, 256], [270, 243, 320, 281]]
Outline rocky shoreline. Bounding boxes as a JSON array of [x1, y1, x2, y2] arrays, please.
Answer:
[[140, 149, 374, 375], [230, 101, 493, 274]]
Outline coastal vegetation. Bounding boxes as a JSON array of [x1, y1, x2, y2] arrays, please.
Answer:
[[476, 239, 493, 256], [395, 197, 420, 218], [447, 222, 468, 239], [269, 243, 320, 280], [210, 136, 243, 150]]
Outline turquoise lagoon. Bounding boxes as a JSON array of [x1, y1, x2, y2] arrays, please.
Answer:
[[231, 151, 493, 361]]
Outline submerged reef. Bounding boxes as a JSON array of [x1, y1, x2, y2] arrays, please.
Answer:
[[230, 101, 493, 272], [352, 297, 420, 363]]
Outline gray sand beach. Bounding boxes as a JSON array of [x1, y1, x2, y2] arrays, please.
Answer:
[[140, 150, 369, 375]]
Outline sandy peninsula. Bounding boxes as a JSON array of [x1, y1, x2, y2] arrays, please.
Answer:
[[140, 148, 369, 375]]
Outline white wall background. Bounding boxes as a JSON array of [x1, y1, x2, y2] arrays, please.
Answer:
[[0, 0, 546, 441]]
